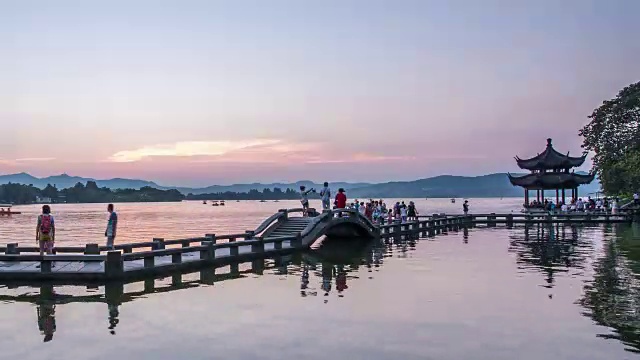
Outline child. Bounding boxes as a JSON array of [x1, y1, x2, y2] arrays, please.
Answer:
[[299, 186, 315, 217], [387, 209, 394, 224]]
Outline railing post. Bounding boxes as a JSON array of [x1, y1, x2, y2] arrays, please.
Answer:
[[41, 257, 52, 273], [123, 246, 133, 254], [251, 239, 264, 253], [244, 231, 255, 240], [292, 233, 303, 247], [181, 240, 190, 248], [6, 243, 19, 255], [278, 209, 289, 222], [152, 238, 165, 250], [105, 250, 123, 278], [506, 214, 514, 227], [84, 243, 100, 255], [394, 223, 402, 241], [200, 241, 212, 260], [172, 252, 182, 264], [274, 238, 283, 250], [205, 233, 217, 244], [144, 255, 155, 268], [229, 237, 239, 256]]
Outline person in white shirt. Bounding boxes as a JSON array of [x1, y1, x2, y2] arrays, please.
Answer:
[[561, 203, 568, 212], [319, 182, 331, 210]]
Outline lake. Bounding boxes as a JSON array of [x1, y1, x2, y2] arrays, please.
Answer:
[[1, 198, 639, 359]]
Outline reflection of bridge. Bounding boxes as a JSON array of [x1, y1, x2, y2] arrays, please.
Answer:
[[0, 208, 467, 282]]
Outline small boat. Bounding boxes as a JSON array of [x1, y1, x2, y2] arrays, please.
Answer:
[[274, 200, 280, 203], [203, 200, 207, 204], [236, 200, 240, 202], [212, 201, 220, 207], [220, 200, 226, 206], [450, 198, 456, 203], [0, 204, 21, 216], [259, 200, 267, 203]]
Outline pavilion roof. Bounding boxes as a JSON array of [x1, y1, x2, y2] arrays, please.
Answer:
[[507, 172, 595, 190], [515, 138, 587, 170]]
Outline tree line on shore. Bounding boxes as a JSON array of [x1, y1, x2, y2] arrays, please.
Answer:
[[186, 187, 312, 201], [0, 182, 184, 204]]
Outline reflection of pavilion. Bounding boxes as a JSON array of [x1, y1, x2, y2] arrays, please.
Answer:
[[508, 223, 591, 289]]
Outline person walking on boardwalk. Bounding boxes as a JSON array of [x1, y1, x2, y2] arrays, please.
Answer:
[[36, 205, 55, 257], [105, 204, 118, 250], [463, 200, 469, 215], [319, 182, 331, 211]]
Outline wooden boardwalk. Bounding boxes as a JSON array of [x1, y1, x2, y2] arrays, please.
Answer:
[[0, 208, 632, 283]]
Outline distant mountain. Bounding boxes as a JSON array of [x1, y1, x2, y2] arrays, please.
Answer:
[[0, 173, 160, 190], [347, 172, 601, 198], [0, 172, 601, 198]]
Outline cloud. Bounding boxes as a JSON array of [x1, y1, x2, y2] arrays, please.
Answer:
[[108, 139, 413, 165], [109, 139, 281, 162]]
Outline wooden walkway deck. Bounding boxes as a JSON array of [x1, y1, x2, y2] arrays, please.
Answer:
[[0, 209, 632, 283]]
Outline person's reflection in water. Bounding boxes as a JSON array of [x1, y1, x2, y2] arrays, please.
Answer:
[[108, 304, 119, 335], [37, 303, 56, 342], [321, 263, 333, 303], [336, 265, 348, 298], [463, 227, 469, 244]]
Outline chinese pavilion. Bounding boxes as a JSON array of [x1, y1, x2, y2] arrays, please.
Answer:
[[508, 138, 595, 206]]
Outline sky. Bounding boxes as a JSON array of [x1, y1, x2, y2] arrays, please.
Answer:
[[1, 0, 639, 187]]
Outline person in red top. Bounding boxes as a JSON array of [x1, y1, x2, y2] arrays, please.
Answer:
[[334, 188, 347, 209]]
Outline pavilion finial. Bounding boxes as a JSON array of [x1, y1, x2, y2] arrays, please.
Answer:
[[546, 138, 552, 147]]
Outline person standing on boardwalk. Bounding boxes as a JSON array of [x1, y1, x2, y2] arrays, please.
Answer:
[[463, 200, 469, 215], [105, 204, 118, 250], [36, 205, 55, 256], [299, 186, 315, 217], [319, 182, 331, 211]]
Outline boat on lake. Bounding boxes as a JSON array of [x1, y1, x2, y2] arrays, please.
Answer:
[[212, 201, 220, 207], [220, 200, 226, 206], [203, 200, 207, 204], [0, 204, 21, 216], [450, 198, 456, 203]]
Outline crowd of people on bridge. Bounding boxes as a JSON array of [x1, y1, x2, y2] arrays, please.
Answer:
[[527, 196, 620, 213], [303, 182, 420, 224]]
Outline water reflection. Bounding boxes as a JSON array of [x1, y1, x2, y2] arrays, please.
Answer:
[[4, 224, 640, 356], [580, 223, 640, 354], [508, 224, 592, 291]]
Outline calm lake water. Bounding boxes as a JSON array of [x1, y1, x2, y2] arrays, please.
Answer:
[[1, 198, 640, 359]]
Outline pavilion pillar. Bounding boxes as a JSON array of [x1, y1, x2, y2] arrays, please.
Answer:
[[541, 189, 544, 202], [562, 189, 566, 204], [524, 189, 529, 205], [556, 189, 559, 204], [575, 187, 579, 201]]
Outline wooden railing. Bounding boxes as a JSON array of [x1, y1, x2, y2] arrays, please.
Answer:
[[0, 209, 633, 282]]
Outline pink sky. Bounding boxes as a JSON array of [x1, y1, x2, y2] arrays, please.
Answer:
[[1, 1, 638, 186]]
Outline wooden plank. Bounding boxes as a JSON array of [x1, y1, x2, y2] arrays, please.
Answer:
[[53, 261, 89, 273], [0, 261, 39, 272], [78, 262, 105, 273]]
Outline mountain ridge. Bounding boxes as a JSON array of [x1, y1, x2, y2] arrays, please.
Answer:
[[0, 172, 601, 198]]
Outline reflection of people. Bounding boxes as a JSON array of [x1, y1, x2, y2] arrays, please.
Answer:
[[108, 304, 120, 335], [37, 303, 56, 342], [300, 265, 310, 297], [336, 266, 348, 296], [321, 264, 333, 301]]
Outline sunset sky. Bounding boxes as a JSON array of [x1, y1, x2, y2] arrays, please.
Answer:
[[1, 0, 639, 186]]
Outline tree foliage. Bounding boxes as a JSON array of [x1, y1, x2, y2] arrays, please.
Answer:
[[580, 81, 640, 195], [0, 183, 184, 204]]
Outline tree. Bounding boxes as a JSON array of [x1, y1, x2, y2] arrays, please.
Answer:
[[580, 81, 640, 195]]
